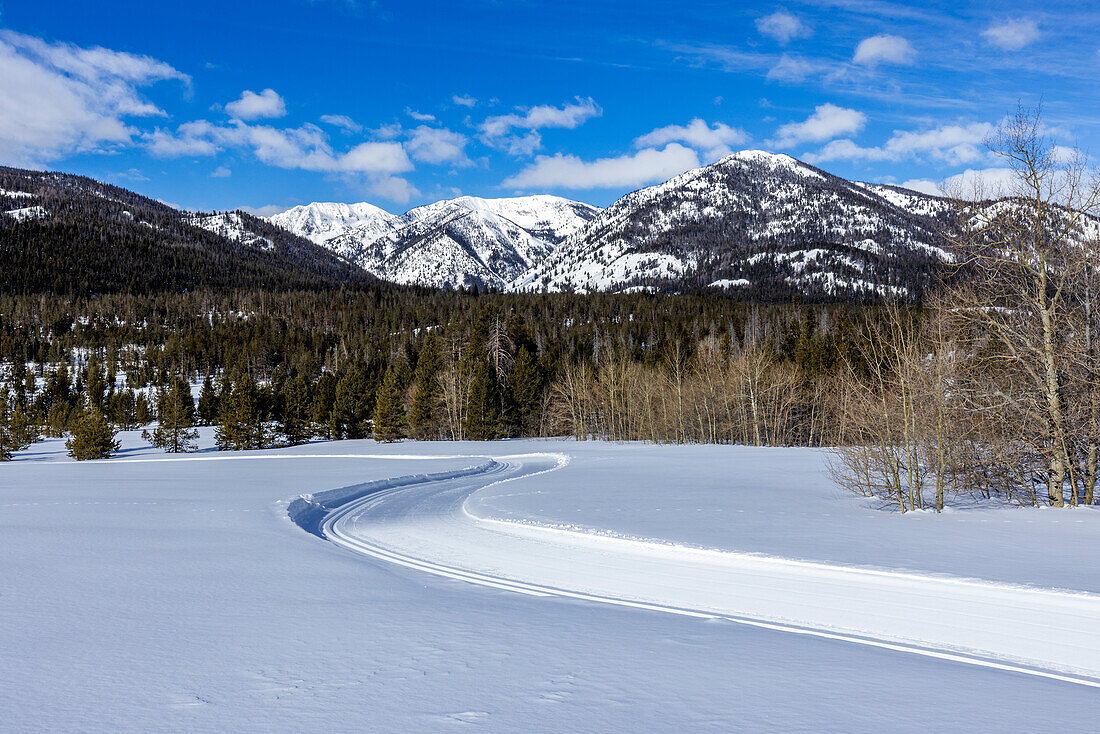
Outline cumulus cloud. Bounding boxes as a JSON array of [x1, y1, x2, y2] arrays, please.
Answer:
[[899, 179, 943, 196], [803, 122, 994, 165], [406, 125, 470, 165], [225, 88, 286, 120], [364, 175, 419, 205], [479, 97, 601, 154], [405, 107, 436, 122], [502, 143, 700, 191], [0, 30, 189, 166], [452, 94, 477, 108], [772, 104, 866, 148], [940, 167, 1018, 199], [982, 19, 1040, 51], [633, 118, 749, 162], [145, 118, 413, 175], [210, 165, 231, 178], [853, 34, 916, 66], [755, 10, 812, 44], [320, 114, 362, 133]]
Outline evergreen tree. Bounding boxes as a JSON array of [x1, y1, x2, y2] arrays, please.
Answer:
[[372, 366, 406, 442], [0, 401, 36, 461], [215, 375, 267, 451], [145, 376, 198, 453], [279, 374, 312, 446], [464, 357, 502, 440], [196, 375, 219, 425], [331, 362, 373, 439], [107, 389, 140, 430], [66, 405, 120, 460], [310, 372, 337, 439], [134, 392, 155, 426], [409, 332, 443, 439], [83, 357, 108, 412], [507, 346, 542, 435]]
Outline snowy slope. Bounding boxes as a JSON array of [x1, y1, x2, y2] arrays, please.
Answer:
[[4, 435, 1100, 732], [513, 150, 953, 298], [271, 195, 600, 290], [186, 211, 275, 250], [269, 201, 399, 246]]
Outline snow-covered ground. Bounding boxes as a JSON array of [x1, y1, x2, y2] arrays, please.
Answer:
[[3, 433, 1099, 732]]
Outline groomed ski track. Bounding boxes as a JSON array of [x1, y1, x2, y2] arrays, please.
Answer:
[[304, 452, 1100, 689]]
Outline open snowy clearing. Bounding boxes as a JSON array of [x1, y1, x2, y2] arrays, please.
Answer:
[[3, 433, 1100, 732]]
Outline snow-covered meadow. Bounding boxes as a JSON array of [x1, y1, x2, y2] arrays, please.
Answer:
[[3, 432, 1099, 732]]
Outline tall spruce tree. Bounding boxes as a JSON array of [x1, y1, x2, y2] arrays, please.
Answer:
[[279, 374, 312, 445], [66, 405, 120, 460], [196, 375, 219, 426], [409, 332, 443, 439], [331, 362, 373, 439], [507, 346, 542, 435], [372, 366, 407, 442], [146, 376, 198, 453], [215, 375, 267, 451], [0, 401, 36, 461]]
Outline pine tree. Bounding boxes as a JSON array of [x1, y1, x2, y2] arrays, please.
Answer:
[[0, 401, 36, 461], [66, 405, 120, 460], [464, 357, 502, 440], [279, 374, 312, 446], [215, 375, 267, 451], [331, 362, 373, 439], [372, 366, 407, 442], [310, 372, 337, 439], [197, 375, 219, 425], [507, 346, 542, 435], [409, 332, 443, 439], [145, 376, 198, 453]]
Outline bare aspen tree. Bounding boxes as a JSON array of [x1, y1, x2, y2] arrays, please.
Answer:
[[944, 105, 1100, 507]]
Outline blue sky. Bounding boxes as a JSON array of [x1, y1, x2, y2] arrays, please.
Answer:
[[1, 0, 1098, 213]]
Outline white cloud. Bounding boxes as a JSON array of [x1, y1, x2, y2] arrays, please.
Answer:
[[225, 88, 286, 120], [633, 118, 749, 162], [982, 19, 1040, 51], [0, 30, 189, 166], [940, 167, 1018, 199], [766, 54, 817, 82], [853, 34, 916, 66], [146, 119, 413, 175], [803, 122, 993, 165], [320, 114, 362, 133], [406, 125, 470, 165], [899, 179, 943, 196], [479, 97, 601, 154], [772, 103, 866, 148], [210, 165, 231, 178], [452, 94, 477, 108], [364, 175, 419, 204], [755, 10, 812, 44], [405, 107, 436, 122], [502, 143, 700, 191], [240, 204, 288, 217]]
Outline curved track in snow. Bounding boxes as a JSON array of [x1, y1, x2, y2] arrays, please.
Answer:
[[313, 452, 1100, 688]]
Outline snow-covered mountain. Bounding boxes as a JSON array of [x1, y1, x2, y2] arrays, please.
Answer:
[[269, 195, 600, 290], [269, 202, 399, 246], [513, 151, 957, 299]]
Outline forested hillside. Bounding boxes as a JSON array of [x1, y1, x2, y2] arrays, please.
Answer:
[[0, 167, 372, 295]]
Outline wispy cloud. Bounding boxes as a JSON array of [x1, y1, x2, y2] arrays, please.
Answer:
[[479, 97, 602, 155], [319, 114, 362, 133], [406, 125, 470, 166], [982, 18, 1040, 51], [0, 30, 189, 166], [755, 10, 812, 44], [502, 143, 699, 190], [803, 121, 994, 165], [405, 107, 436, 122], [452, 94, 477, 108]]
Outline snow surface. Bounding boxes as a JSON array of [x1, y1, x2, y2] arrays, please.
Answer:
[[3, 434, 1100, 731]]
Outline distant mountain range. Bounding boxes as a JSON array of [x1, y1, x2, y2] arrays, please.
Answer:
[[267, 151, 959, 299], [2, 152, 976, 299]]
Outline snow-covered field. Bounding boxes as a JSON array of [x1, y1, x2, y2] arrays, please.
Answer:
[[3, 433, 1100, 732]]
